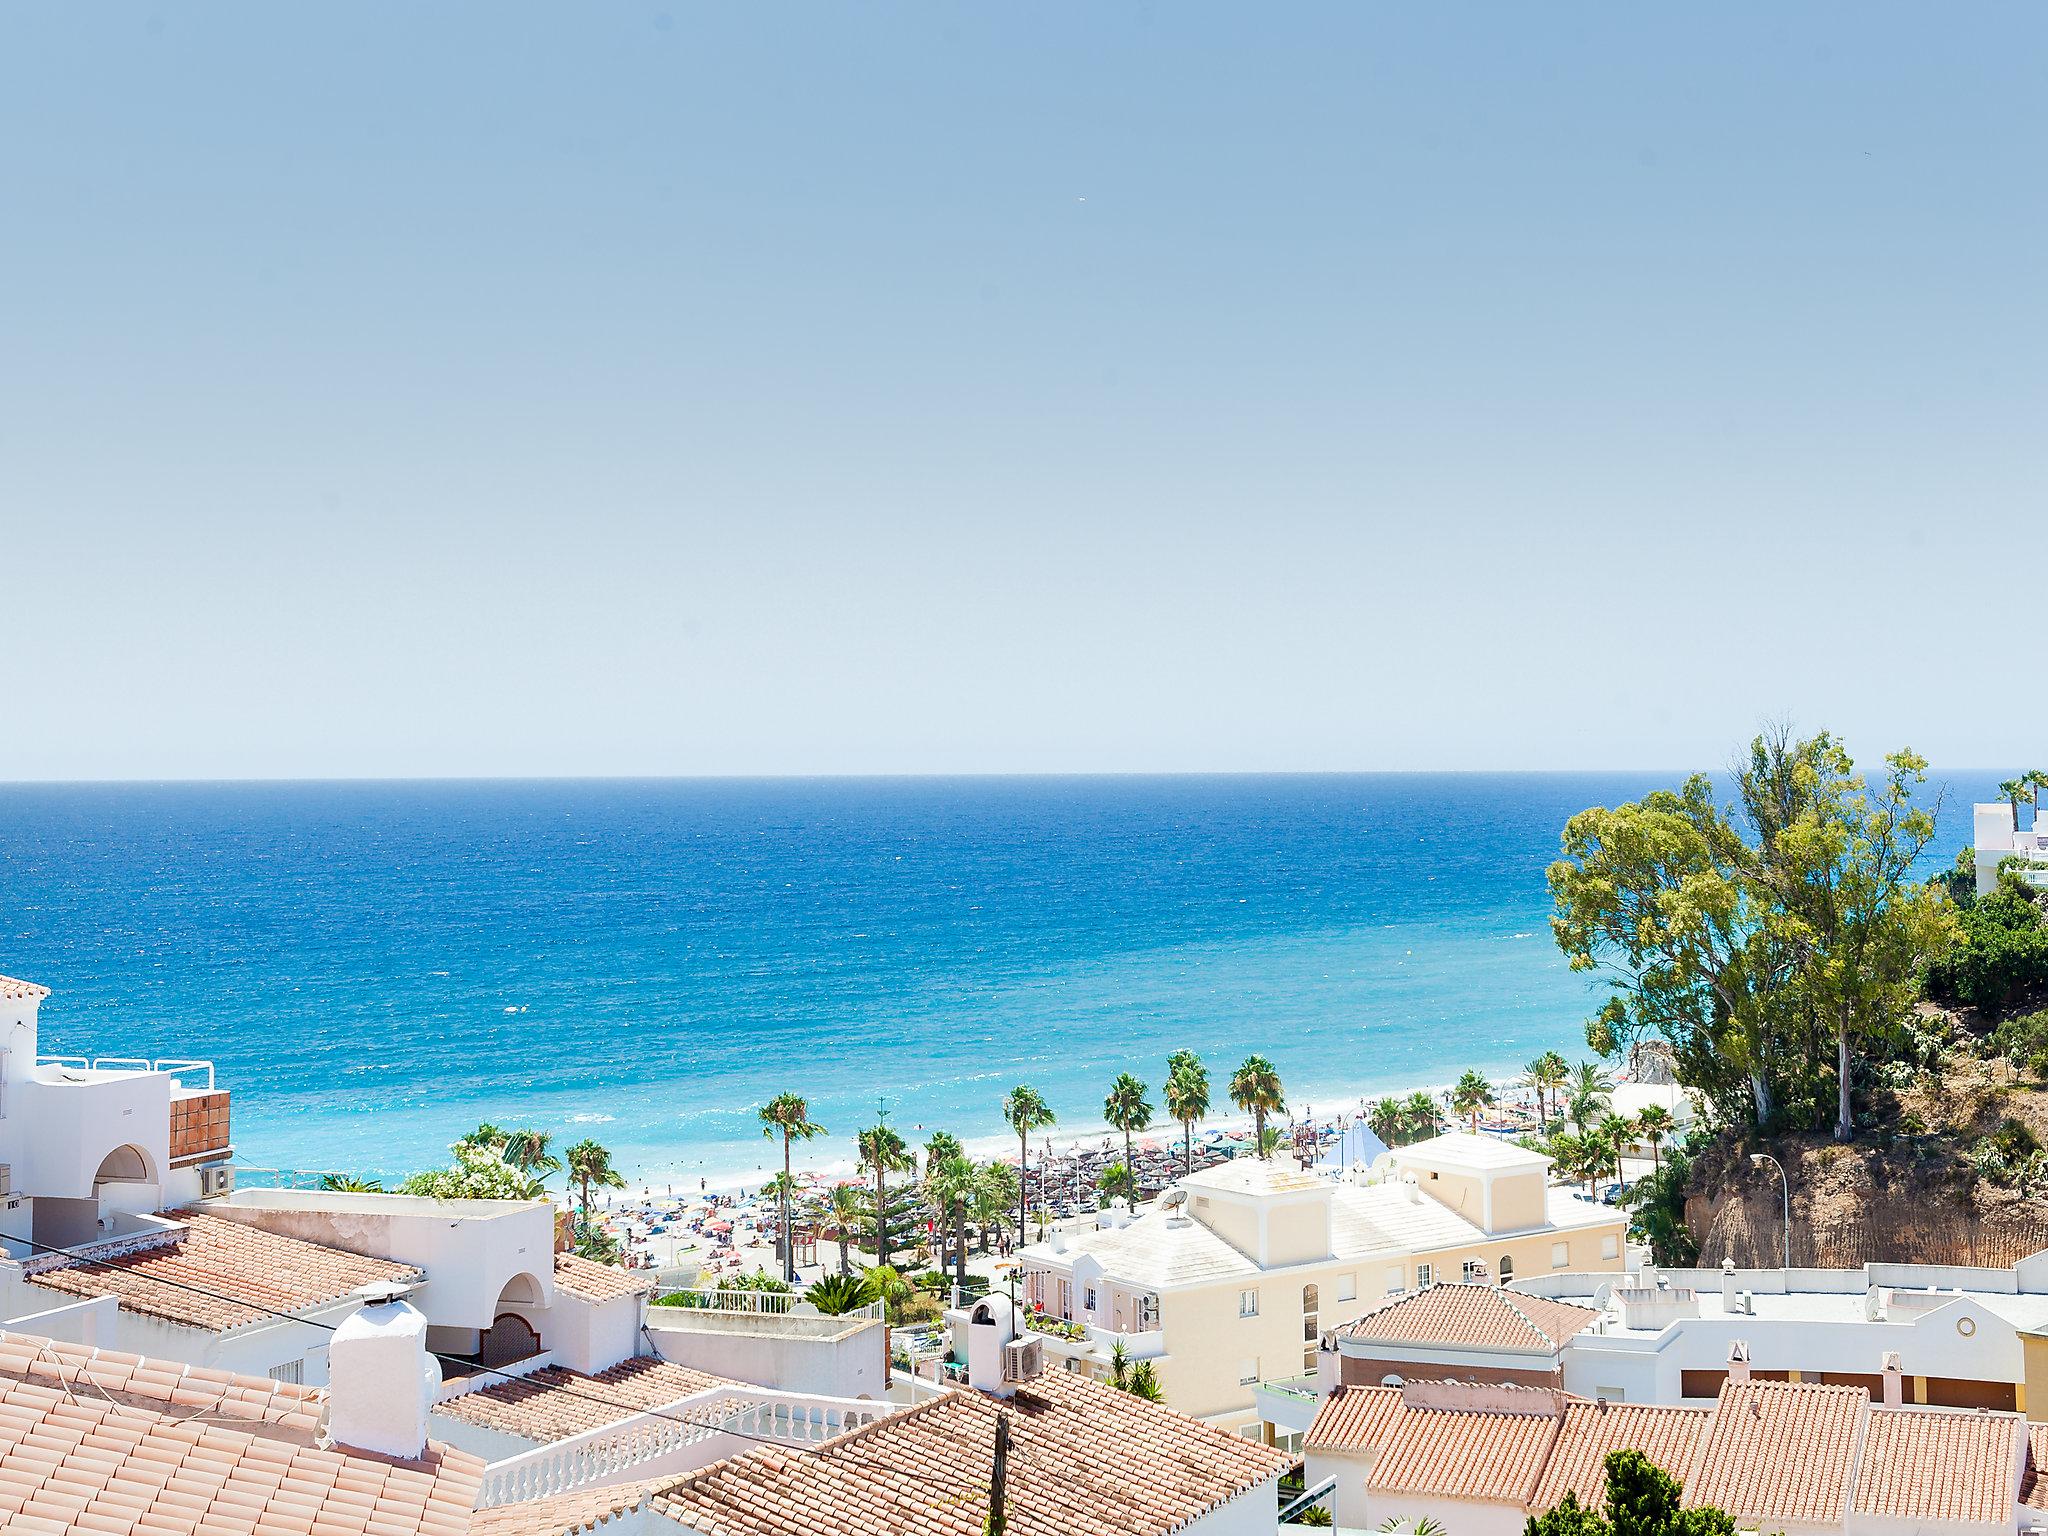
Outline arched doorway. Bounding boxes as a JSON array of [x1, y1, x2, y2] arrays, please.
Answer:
[[477, 1273, 545, 1368]]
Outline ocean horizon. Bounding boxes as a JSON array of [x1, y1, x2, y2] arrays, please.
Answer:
[[0, 772, 1999, 1191]]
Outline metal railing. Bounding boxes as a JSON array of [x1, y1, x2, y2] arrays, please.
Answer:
[[36, 1055, 216, 1091], [649, 1288, 886, 1322]]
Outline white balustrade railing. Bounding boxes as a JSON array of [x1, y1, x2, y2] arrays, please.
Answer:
[[474, 1385, 899, 1506]]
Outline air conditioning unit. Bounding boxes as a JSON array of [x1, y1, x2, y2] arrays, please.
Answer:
[[199, 1165, 236, 1199], [1002, 1336, 1043, 1385]]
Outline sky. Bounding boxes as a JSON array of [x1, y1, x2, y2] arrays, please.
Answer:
[[0, 4, 2042, 780]]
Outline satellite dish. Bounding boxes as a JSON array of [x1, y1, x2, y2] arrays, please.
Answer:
[[1161, 1189, 1188, 1213]]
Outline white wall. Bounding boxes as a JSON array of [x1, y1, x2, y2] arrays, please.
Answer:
[[1364, 1490, 1528, 1536], [203, 1190, 556, 1328], [646, 1312, 888, 1400], [1181, 1475, 1284, 1536]]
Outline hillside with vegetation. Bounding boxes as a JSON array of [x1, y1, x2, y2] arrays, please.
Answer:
[[1544, 732, 2048, 1268]]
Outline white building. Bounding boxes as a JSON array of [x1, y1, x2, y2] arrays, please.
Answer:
[[1517, 1257, 2048, 1413], [1975, 801, 2048, 895]]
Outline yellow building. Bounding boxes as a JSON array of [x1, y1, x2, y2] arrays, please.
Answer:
[[1010, 1134, 1628, 1433]]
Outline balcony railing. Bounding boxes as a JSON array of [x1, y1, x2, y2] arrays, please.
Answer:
[[474, 1386, 894, 1506], [36, 1055, 216, 1091], [651, 1288, 886, 1322]]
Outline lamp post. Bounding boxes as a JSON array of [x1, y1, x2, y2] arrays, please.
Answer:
[[1750, 1152, 1790, 1270]]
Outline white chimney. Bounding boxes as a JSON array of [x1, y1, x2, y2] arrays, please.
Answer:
[[1881, 1351, 1903, 1408], [965, 1294, 1019, 1399], [1727, 1339, 1750, 1386], [1721, 1258, 1737, 1312], [327, 1283, 440, 1460], [1050, 1227, 1069, 1255]]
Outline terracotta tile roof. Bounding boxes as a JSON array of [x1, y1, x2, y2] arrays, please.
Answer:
[[1305, 1385, 1404, 1454], [1856, 1406, 2023, 1524], [553, 1251, 656, 1303], [1687, 1380, 1864, 1526], [0, 974, 52, 1002], [472, 1480, 661, 1536], [474, 1371, 1290, 1536], [1340, 1284, 1598, 1353], [1366, 1389, 1563, 1504], [0, 1329, 483, 1536], [26, 1211, 421, 1333], [1527, 1401, 1710, 1512], [433, 1355, 738, 1444], [2025, 1423, 2048, 1509]]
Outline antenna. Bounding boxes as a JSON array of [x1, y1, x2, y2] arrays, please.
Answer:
[[987, 1412, 1011, 1536]]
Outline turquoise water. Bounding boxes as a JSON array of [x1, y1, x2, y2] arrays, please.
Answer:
[[0, 774, 1992, 1187]]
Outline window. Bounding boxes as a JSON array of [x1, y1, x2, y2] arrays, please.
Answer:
[[1601, 1234, 1620, 1261], [1336, 1273, 1356, 1303], [1057, 1279, 1072, 1317], [1415, 1263, 1433, 1289], [1236, 1421, 1264, 1439], [1239, 1289, 1260, 1318], [1082, 1286, 1097, 1313], [1551, 1242, 1570, 1269], [1238, 1359, 1259, 1385], [268, 1360, 303, 1385], [1499, 1255, 1514, 1283], [1461, 1259, 1487, 1282], [1302, 1284, 1320, 1371], [1384, 1268, 1406, 1296]]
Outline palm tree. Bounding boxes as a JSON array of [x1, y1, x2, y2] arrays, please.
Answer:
[[1451, 1070, 1495, 1133], [974, 1162, 1017, 1252], [1103, 1073, 1153, 1195], [856, 1121, 913, 1269], [928, 1154, 977, 1292], [2029, 771, 2048, 825], [1594, 1113, 1633, 1194], [2001, 777, 2035, 827], [454, 1122, 509, 1157], [803, 1272, 875, 1316], [1567, 1062, 1613, 1133], [1402, 1090, 1440, 1142], [1097, 1161, 1137, 1203], [1535, 1052, 1570, 1125], [320, 1173, 384, 1193], [502, 1128, 561, 1179], [1107, 1338, 1130, 1389], [826, 1183, 865, 1276], [1548, 1130, 1598, 1195], [1633, 1103, 1675, 1170], [1004, 1085, 1056, 1248], [1164, 1053, 1211, 1177], [564, 1139, 626, 1231], [1230, 1056, 1286, 1160], [1125, 1360, 1164, 1402], [760, 1092, 825, 1283], [1368, 1097, 1405, 1147]]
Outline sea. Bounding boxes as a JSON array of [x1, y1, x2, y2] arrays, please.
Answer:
[[0, 773, 1998, 1190]]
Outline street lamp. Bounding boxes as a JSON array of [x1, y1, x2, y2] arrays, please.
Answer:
[[1750, 1153, 1790, 1270]]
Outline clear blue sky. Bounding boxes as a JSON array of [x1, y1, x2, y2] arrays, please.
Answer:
[[2, 5, 2041, 779]]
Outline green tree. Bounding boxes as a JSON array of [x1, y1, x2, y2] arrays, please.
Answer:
[[1103, 1073, 1153, 1195], [1532, 1051, 1571, 1130], [1524, 1450, 1735, 1536], [1567, 1062, 1613, 1133], [804, 1272, 876, 1316], [856, 1121, 914, 1269], [826, 1182, 865, 1276], [2001, 777, 2036, 827], [1402, 1090, 1440, 1142], [320, 1173, 384, 1193], [1751, 742, 1955, 1139], [563, 1139, 626, 1228], [928, 1153, 978, 1292], [1452, 1070, 1495, 1133], [1003, 1085, 1057, 1248], [501, 1129, 561, 1178], [759, 1092, 825, 1282], [453, 1122, 510, 1157], [1594, 1113, 1634, 1193], [1124, 1359, 1164, 1402], [1097, 1161, 1137, 1202], [975, 1161, 1019, 1251], [1632, 1103, 1674, 1170], [1547, 1131, 1600, 1196], [1230, 1055, 1286, 1160], [1368, 1097, 1406, 1147], [1164, 1052, 1211, 1177]]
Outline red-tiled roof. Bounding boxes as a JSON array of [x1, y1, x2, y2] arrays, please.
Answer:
[[1687, 1380, 1864, 1526], [553, 1251, 656, 1303], [1305, 1385, 1403, 1454], [478, 1372, 1291, 1536], [433, 1355, 738, 1443], [1368, 1390, 1563, 1504], [0, 1330, 483, 1536], [0, 975, 51, 1002], [1528, 1401, 1710, 1512], [2027, 1423, 2048, 1510], [1856, 1406, 2023, 1524], [1340, 1284, 1597, 1353], [26, 1211, 420, 1332]]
